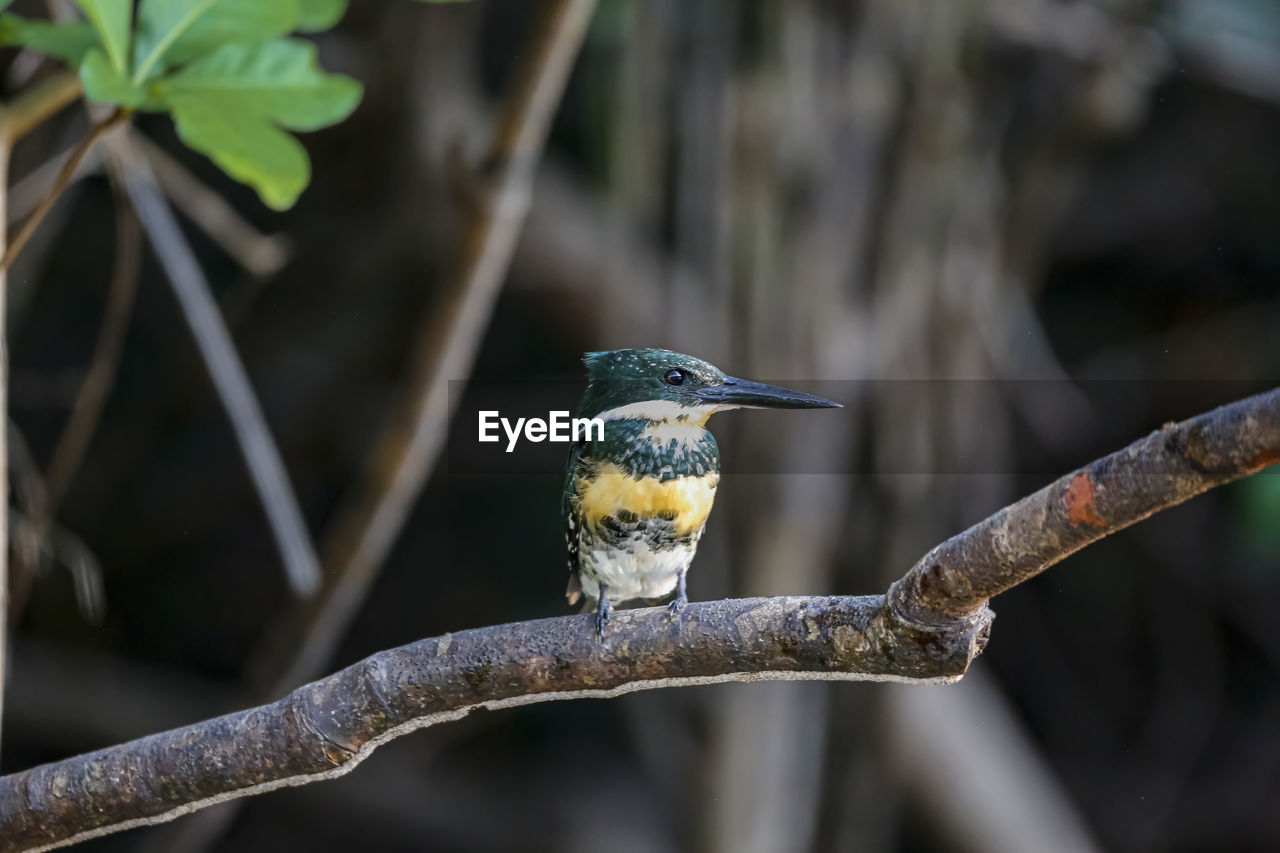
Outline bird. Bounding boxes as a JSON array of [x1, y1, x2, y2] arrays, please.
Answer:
[[563, 348, 841, 637]]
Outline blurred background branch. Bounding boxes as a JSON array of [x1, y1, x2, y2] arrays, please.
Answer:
[[110, 138, 323, 598], [137, 4, 597, 847], [253, 0, 600, 695]]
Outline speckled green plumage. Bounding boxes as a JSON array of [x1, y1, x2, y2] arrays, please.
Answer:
[[561, 347, 839, 635]]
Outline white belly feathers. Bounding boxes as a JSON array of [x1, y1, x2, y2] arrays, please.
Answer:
[[576, 538, 698, 603]]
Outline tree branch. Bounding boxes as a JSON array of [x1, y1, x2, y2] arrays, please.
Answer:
[[130, 130, 292, 279], [0, 388, 1275, 851], [0, 72, 82, 142], [0, 109, 128, 272], [889, 386, 1280, 625], [0, 595, 985, 853], [43, 156, 141, 509], [0, 124, 11, 767]]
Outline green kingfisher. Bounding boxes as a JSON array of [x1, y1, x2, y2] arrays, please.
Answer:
[[563, 348, 841, 637]]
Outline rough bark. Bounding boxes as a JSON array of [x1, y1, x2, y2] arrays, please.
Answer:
[[0, 595, 987, 853], [889, 386, 1280, 624]]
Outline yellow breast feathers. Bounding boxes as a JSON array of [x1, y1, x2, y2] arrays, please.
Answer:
[[576, 462, 718, 536]]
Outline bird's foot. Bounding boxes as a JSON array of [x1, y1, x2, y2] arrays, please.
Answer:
[[595, 589, 612, 640], [668, 571, 688, 618]]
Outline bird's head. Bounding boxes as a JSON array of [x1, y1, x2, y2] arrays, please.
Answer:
[[578, 348, 840, 421]]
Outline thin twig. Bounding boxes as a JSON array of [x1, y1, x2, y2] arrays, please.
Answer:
[[254, 0, 598, 691], [6, 129, 292, 280], [0, 109, 128, 272], [43, 156, 142, 508], [130, 130, 292, 279], [6, 421, 48, 582], [0, 132, 11, 762], [0, 384, 1277, 852], [107, 138, 323, 598], [0, 67, 85, 760], [7, 420, 52, 618], [7, 510, 105, 625], [0, 71, 82, 142], [6, 143, 103, 225]]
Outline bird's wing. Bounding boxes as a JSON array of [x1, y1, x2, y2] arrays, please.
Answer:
[[562, 440, 584, 605]]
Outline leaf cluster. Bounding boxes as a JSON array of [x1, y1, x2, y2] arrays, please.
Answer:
[[0, 0, 456, 208]]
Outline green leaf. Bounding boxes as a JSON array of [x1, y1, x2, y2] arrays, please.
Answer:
[[157, 39, 361, 131], [133, 0, 219, 82], [136, 0, 299, 70], [72, 0, 130, 73], [0, 1, 15, 13], [81, 46, 147, 106], [155, 38, 359, 207], [0, 15, 98, 65], [169, 94, 310, 209], [298, 0, 345, 32]]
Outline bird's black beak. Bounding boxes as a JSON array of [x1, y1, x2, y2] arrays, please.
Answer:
[[695, 376, 841, 409]]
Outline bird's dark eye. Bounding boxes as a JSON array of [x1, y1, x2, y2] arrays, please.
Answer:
[[663, 368, 685, 386]]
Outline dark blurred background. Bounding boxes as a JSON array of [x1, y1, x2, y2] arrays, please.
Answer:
[[4, 0, 1280, 851]]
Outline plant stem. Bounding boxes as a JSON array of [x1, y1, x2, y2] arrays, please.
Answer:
[[2, 72, 82, 142], [110, 139, 322, 598], [43, 160, 141, 509], [0, 68, 87, 759], [0, 109, 129, 273], [0, 134, 9, 764]]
